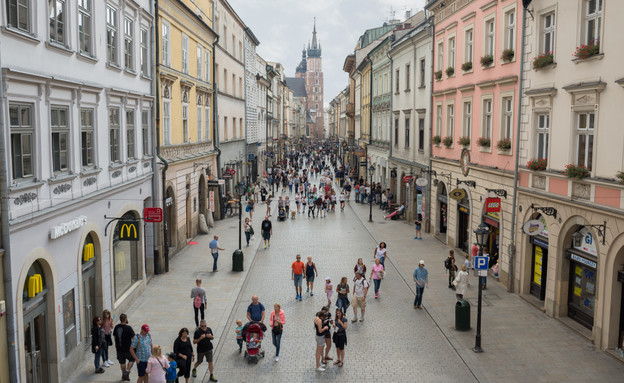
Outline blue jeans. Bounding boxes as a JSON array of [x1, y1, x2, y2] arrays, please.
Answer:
[[245, 231, 251, 245], [212, 252, 219, 271], [94, 347, 104, 369], [336, 297, 348, 313], [272, 332, 282, 356], [373, 279, 381, 294], [414, 286, 425, 306]]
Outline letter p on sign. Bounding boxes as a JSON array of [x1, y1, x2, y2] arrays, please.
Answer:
[[474, 256, 489, 270]]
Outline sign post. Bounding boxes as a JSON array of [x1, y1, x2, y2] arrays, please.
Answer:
[[473, 255, 489, 353]]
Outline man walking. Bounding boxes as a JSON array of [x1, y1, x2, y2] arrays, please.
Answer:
[[246, 295, 266, 323], [413, 260, 429, 309], [129, 324, 152, 383], [261, 216, 272, 249], [193, 320, 217, 382], [113, 313, 135, 381], [445, 250, 457, 290], [209, 235, 225, 272], [190, 279, 208, 328], [292, 254, 305, 301], [351, 272, 369, 322]]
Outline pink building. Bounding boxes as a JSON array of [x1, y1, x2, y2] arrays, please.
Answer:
[[427, 0, 522, 283]]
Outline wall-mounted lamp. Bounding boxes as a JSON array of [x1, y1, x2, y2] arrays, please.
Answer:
[[572, 221, 607, 246]]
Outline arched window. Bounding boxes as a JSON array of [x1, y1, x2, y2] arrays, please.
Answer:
[[113, 212, 140, 300], [23, 261, 46, 303]]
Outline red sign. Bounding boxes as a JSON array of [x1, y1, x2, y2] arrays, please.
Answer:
[[143, 207, 163, 222], [403, 175, 413, 184], [485, 197, 501, 213]]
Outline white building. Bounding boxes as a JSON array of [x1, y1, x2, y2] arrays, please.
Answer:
[[0, 1, 155, 381], [243, 27, 260, 181], [255, 53, 270, 173]]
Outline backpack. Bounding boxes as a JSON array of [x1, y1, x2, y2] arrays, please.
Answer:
[[444, 258, 453, 270], [194, 292, 202, 309]]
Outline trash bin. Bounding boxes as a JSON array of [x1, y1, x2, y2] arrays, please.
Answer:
[[455, 299, 471, 331], [232, 249, 244, 272]]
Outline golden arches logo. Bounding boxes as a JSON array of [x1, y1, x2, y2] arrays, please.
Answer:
[[28, 274, 43, 298], [118, 220, 140, 241]]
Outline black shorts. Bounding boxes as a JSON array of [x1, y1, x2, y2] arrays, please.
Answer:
[[306, 273, 315, 282], [262, 231, 271, 240], [333, 332, 347, 350], [116, 350, 133, 364]]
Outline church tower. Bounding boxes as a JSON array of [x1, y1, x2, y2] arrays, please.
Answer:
[[295, 18, 324, 138]]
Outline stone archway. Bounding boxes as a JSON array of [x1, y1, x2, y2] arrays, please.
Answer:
[[603, 233, 624, 349]]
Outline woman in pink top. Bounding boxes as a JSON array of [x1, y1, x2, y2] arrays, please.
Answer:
[[145, 344, 169, 383], [101, 309, 114, 366], [369, 258, 385, 299], [270, 303, 285, 362]]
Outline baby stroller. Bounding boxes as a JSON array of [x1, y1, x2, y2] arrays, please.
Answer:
[[277, 206, 286, 221], [243, 322, 265, 363]]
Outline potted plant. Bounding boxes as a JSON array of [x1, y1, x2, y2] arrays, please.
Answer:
[[526, 158, 547, 171], [461, 62, 473, 71], [501, 49, 514, 62], [442, 136, 453, 147], [496, 138, 512, 150], [532, 52, 554, 70], [480, 54, 494, 67], [446, 66, 455, 77], [564, 164, 590, 179], [574, 40, 600, 60], [458, 136, 471, 146], [434, 70, 443, 80], [432, 135, 442, 145], [616, 171, 624, 184], [477, 137, 491, 148]]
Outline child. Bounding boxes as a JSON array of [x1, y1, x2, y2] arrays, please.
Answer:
[[235, 320, 243, 353], [165, 353, 177, 383], [325, 277, 333, 306]]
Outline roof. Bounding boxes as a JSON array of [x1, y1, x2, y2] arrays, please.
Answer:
[[285, 77, 307, 98], [357, 23, 401, 49]]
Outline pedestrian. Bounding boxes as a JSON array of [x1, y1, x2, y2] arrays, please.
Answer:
[[145, 344, 169, 383], [307, 194, 315, 218], [243, 217, 252, 246], [301, 191, 307, 214], [165, 353, 178, 383], [332, 308, 347, 367], [414, 214, 423, 240], [113, 313, 135, 381], [305, 256, 318, 296], [445, 250, 457, 290], [91, 316, 106, 374], [370, 258, 384, 299], [339, 191, 346, 211], [266, 195, 272, 217], [292, 254, 305, 301], [261, 215, 272, 249], [351, 272, 369, 322], [316, 194, 324, 218], [453, 265, 469, 300], [413, 260, 429, 309], [173, 328, 193, 383], [374, 242, 388, 269], [101, 309, 114, 367], [190, 279, 208, 328], [247, 198, 254, 220], [353, 258, 366, 282], [208, 235, 225, 272], [235, 320, 244, 353], [269, 303, 285, 362], [295, 192, 301, 213], [314, 311, 329, 372], [193, 320, 217, 382], [130, 324, 153, 383], [335, 277, 350, 313], [471, 242, 479, 257], [284, 196, 290, 217], [325, 277, 333, 306], [320, 306, 333, 363], [246, 295, 266, 323]]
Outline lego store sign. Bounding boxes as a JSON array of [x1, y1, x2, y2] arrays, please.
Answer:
[[485, 198, 501, 213]]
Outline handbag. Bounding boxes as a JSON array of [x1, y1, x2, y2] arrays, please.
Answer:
[[378, 269, 385, 280]]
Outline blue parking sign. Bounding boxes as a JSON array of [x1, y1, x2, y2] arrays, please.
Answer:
[[474, 256, 489, 270]]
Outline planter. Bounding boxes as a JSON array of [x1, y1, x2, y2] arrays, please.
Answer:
[[461, 62, 472, 71], [477, 137, 491, 148], [458, 136, 470, 146], [432, 135, 441, 145], [526, 158, 547, 171], [445, 66, 455, 77], [574, 41, 599, 60], [434, 70, 442, 80], [480, 55, 494, 67], [532, 52, 554, 70], [496, 138, 512, 151], [442, 136, 453, 148], [501, 49, 514, 62], [564, 164, 590, 180]]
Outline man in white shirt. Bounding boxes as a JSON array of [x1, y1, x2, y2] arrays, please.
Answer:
[[352, 272, 369, 323]]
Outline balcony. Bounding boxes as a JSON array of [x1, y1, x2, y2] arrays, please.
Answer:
[[346, 102, 355, 118]]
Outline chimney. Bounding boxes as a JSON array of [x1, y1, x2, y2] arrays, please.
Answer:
[[405, 10, 411, 19]]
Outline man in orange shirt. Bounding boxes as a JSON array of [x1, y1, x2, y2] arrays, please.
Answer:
[[292, 254, 305, 301]]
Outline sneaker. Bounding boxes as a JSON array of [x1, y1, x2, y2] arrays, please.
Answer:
[[275, 356, 279, 362], [209, 375, 218, 382], [299, 295, 302, 301], [351, 318, 358, 323], [317, 367, 326, 372], [192, 368, 197, 378], [374, 294, 378, 299], [296, 294, 300, 300], [359, 318, 365, 322], [310, 292, 314, 296], [95, 368, 105, 374], [414, 236, 418, 239], [418, 237, 422, 240], [107, 360, 114, 365], [306, 287, 309, 293], [264, 244, 267, 249], [103, 361, 111, 367]]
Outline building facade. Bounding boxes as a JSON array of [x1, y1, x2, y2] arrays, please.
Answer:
[[295, 20, 324, 139], [369, 37, 392, 191], [243, 28, 260, 182], [0, 0, 155, 381]]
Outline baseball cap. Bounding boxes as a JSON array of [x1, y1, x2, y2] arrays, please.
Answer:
[[419, 260, 425, 265], [325, 277, 331, 281], [141, 324, 150, 332]]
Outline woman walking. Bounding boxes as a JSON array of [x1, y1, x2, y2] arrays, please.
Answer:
[[247, 199, 255, 220], [370, 258, 384, 299], [91, 316, 107, 374], [305, 257, 318, 296], [270, 303, 285, 362], [101, 309, 114, 367], [453, 265, 469, 300], [353, 258, 367, 282], [243, 217, 252, 247], [173, 328, 194, 383], [335, 277, 350, 313], [314, 311, 329, 372], [332, 308, 347, 367], [374, 242, 388, 269], [145, 344, 169, 383], [321, 306, 333, 364]]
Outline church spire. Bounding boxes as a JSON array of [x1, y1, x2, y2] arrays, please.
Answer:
[[311, 17, 318, 49]]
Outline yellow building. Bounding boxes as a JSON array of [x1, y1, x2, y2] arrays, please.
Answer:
[[158, 0, 218, 255], [360, 60, 371, 142]]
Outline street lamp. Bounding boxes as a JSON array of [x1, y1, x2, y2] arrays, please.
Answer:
[[473, 222, 491, 353], [368, 165, 375, 222]]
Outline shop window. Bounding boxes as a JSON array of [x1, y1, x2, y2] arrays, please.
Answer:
[[113, 212, 140, 300], [23, 261, 46, 303], [62, 289, 77, 355]]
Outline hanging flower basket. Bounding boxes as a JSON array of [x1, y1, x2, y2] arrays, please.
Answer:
[[461, 62, 472, 71], [442, 136, 453, 148], [564, 164, 590, 179], [532, 52, 554, 70], [616, 171, 624, 184], [526, 158, 547, 171], [434, 70, 443, 80], [501, 49, 515, 62], [574, 40, 600, 60], [433, 135, 442, 145], [480, 55, 494, 67], [458, 136, 470, 146], [445, 67, 455, 77], [477, 137, 491, 147], [496, 138, 512, 150]]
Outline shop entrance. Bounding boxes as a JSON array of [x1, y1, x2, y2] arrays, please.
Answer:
[[619, 280, 624, 350], [457, 195, 470, 252], [437, 183, 448, 235], [165, 187, 175, 249], [24, 303, 49, 383], [567, 252, 597, 330], [530, 237, 548, 300]]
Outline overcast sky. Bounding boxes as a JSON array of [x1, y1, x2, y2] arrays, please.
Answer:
[[228, 0, 427, 109]]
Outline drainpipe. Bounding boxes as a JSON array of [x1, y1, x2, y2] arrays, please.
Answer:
[[0, 39, 18, 383], [369, 56, 373, 182], [243, 39, 248, 184], [508, 5, 528, 293], [386, 49, 394, 196], [427, 16, 435, 234], [212, 0, 222, 213]]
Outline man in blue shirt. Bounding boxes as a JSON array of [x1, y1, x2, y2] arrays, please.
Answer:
[[208, 235, 225, 272], [413, 260, 429, 309], [246, 295, 265, 323]]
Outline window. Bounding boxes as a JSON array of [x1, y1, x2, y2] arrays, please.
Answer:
[[418, 117, 425, 151], [126, 110, 135, 159], [232, 35, 236, 57], [141, 110, 150, 156], [486, 19, 495, 56], [504, 10, 515, 51], [7, 0, 31, 33], [420, 58, 426, 87], [541, 12, 555, 54], [81, 108, 94, 167], [109, 108, 120, 163], [447, 104, 454, 137], [405, 64, 410, 90], [394, 118, 399, 146], [113, 212, 140, 300], [223, 26, 227, 49], [232, 74, 236, 96], [197, 102, 202, 141], [465, 28, 473, 63], [162, 101, 171, 144], [437, 41, 444, 71], [197, 45, 203, 80], [124, 17, 134, 70], [436, 105, 442, 136], [162, 22, 170, 65], [404, 117, 410, 147], [204, 103, 210, 141], [502, 97, 513, 139], [205, 49, 211, 82], [463, 101, 472, 137], [182, 34, 189, 74], [182, 104, 189, 142], [239, 41, 242, 60], [140, 28, 148, 76], [106, 6, 118, 65], [78, 0, 92, 54], [483, 99, 492, 138], [536, 113, 549, 160], [50, 107, 69, 173], [584, 0, 602, 45], [448, 37, 455, 69], [576, 112, 594, 171], [239, 77, 243, 98], [224, 116, 228, 140], [49, 0, 66, 44], [224, 69, 228, 92], [10, 104, 33, 180]]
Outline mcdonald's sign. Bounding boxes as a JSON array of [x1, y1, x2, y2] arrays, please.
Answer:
[[83, 243, 94, 262], [118, 220, 140, 242], [28, 274, 43, 298]]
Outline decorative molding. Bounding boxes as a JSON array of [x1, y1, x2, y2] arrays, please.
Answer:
[[461, 11, 476, 22], [161, 141, 215, 161], [572, 182, 591, 200], [83, 177, 97, 187], [52, 183, 72, 195], [143, 161, 151, 168], [112, 170, 122, 178], [14, 192, 37, 205], [525, 86, 557, 97], [128, 166, 137, 173], [532, 175, 546, 190], [562, 80, 606, 93]]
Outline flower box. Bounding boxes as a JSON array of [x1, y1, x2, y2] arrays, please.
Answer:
[[616, 171, 624, 185], [442, 136, 453, 148], [574, 40, 600, 60], [564, 164, 590, 180], [496, 138, 512, 150], [432, 135, 441, 145], [461, 62, 473, 71], [526, 158, 547, 171], [501, 49, 514, 62], [458, 136, 470, 146], [477, 137, 491, 148], [445, 66, 455, 77], [532, 52, 554, 70], [434, 70, 443, 80], [480, 55, 494, 67]]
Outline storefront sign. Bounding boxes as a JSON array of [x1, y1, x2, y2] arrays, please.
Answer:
[[533, 247, 543, 285], [531, 237, 549, 249], [449, 188, 466, 201], [209, 191, 215, 212], [459, 206, 469, 213], [118, 220, 140, 242], [165, 197, 173, 207], [570, 253, 597, 269], [415, 177, 428, 187], [207, 179, 225, 186], [573, 228, 597, 257], [354, 146, 366, 157], [50, 215, 87, 239], [403, 175, 413, 184], [485, 197, 501, 213], [523, 219, 545, 236], [143, 208, 163, 223]]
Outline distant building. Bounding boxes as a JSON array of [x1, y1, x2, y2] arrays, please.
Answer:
[[295, 18, 324, 139]]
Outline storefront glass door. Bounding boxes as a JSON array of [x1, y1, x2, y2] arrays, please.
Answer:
[[530, 245, 548, 300], [24, 303, 49, 383], [568, 261, 596, 329], [82, 264, 95, 345]]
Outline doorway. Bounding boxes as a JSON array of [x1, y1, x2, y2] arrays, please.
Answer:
[[199, 175, 207, 218], [82, 262, 96, 345], [24, 298, 49, 383], [165, 187, 175, 249]]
